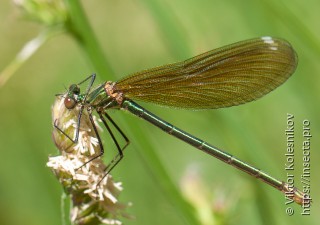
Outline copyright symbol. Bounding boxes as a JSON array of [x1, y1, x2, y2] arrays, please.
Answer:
[[286, 207, 294, 216]]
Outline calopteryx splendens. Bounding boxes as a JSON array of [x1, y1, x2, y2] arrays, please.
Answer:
[[54, 37, 308, 205]]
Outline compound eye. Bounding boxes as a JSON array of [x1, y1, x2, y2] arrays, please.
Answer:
[[69, 84, 80, 95], [64, 96, 76, 109]]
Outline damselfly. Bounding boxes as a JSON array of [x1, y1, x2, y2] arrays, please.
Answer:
[[54, 37, 308, 205]]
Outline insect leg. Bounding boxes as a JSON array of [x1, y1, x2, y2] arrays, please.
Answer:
[[76, 107, 105, 169], [54, 104, 84, 143]]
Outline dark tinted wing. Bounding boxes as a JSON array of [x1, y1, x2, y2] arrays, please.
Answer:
[[115, 37, 297, 109]]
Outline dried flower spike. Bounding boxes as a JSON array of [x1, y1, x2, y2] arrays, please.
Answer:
[[48, 95, 131, 225]]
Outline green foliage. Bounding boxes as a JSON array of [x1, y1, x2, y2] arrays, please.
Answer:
[[0, 0, 318, 225]]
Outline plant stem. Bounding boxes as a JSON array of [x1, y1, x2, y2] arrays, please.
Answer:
[[66, 0, 114, 80], [0, 27, 62, 87], [61, 192, 72, 225]]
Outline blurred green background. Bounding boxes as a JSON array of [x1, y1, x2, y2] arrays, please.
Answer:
[[0, 0, 319, 225]]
